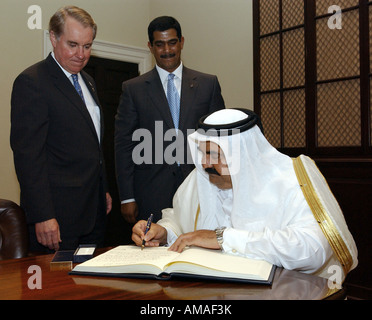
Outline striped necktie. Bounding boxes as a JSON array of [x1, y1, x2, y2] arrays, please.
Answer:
[[71, 74, 85, 103], [167, 73, 180, 130]]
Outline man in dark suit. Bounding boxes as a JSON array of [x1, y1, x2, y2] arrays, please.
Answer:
[[10, 6, 111, 252], [115, 16, 225, 223]]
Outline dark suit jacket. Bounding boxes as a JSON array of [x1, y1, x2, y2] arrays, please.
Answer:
[[10, 53, 107, 245], [115, 66, 225, 221]]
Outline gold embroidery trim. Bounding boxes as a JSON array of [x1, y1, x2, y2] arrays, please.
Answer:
[[194, 204, 200, 231], [293, 157, 353, 275]]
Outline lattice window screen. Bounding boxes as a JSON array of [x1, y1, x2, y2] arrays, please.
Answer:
[[316, 10, 360, 81], [261, 92, 281, 146], [282, 0, 304, 28], [257, 0, 306, 149], [317, 80, 361, 147], [254, 0, 372, 156], [283, 89, 306, 148], [260, 35, 280, 92], [316, 8, 361, 147]]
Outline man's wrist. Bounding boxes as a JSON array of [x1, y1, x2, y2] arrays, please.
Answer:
[[214, 227, 226, 249]]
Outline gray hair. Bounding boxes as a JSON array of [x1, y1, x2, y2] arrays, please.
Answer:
[[49, 6, 97, 39]]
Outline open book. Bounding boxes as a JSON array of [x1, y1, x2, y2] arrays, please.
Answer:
[[70, 245, 276, 285]]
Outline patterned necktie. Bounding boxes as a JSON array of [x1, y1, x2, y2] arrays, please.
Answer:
[[167, 73, 180, 130], [71, 74, 85, 103]]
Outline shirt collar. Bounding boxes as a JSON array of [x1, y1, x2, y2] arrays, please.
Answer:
[[156, 61, 183, 84], [51, 51, 80, 80]]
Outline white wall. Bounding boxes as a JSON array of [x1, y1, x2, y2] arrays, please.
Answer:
[[0, 0, 254, 203]]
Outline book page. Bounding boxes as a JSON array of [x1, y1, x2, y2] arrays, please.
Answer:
[[166, 247, 273, 280], [76, 246, 180, 271]]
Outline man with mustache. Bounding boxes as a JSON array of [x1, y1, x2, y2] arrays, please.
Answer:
[[115, 16, 225, 224], [132, 109, 358, 283]]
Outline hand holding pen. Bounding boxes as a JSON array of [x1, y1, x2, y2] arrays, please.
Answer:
[[132, 216, 168, 248], [141, 214, 153, 250]]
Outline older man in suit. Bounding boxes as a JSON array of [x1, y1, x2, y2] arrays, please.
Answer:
[[115, 16, 225, 224], [10, 6, 111, 252]]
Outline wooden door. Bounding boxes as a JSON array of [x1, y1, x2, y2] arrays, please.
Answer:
[[84, 56, 139, 245]]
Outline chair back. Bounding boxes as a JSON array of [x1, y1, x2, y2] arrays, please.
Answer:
[[0, 199, 28, 260]]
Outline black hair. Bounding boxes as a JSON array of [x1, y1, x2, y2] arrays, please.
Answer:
[[148, 16, 182, 45]]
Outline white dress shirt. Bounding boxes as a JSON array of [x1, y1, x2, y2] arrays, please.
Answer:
[[51, 52, 101, 142]]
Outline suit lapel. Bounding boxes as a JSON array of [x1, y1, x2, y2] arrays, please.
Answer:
[[179, 67, 198, 132], [82, 72, 100, 104], [146, 68, 175, 130], [46, 54, 101, 144]]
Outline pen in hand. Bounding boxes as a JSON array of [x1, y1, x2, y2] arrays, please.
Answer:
[[141, 214, 153, 250]]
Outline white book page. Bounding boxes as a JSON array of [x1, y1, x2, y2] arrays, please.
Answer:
[[75, 246, 180, 271], [166, 247, 272, 279]]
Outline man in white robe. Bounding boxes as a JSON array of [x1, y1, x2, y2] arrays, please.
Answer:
[[132, 109, 357, 282]]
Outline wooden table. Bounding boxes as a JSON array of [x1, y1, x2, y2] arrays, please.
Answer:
[[0, 249, 345, 300]]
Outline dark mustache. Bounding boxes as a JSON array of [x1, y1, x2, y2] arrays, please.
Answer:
[[160, 53, 176, 59], [204, 167, 221, 176]]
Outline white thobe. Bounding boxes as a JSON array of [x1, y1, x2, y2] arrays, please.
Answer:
[[158, 169, 335, 278]]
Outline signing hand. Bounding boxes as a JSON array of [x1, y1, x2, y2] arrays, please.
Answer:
[[131, 220, 167, 248]]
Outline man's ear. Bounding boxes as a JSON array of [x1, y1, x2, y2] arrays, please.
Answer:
[[49, 31, 58, 48], [147, 41, 154, 54], [179, 36, 185, 49]]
